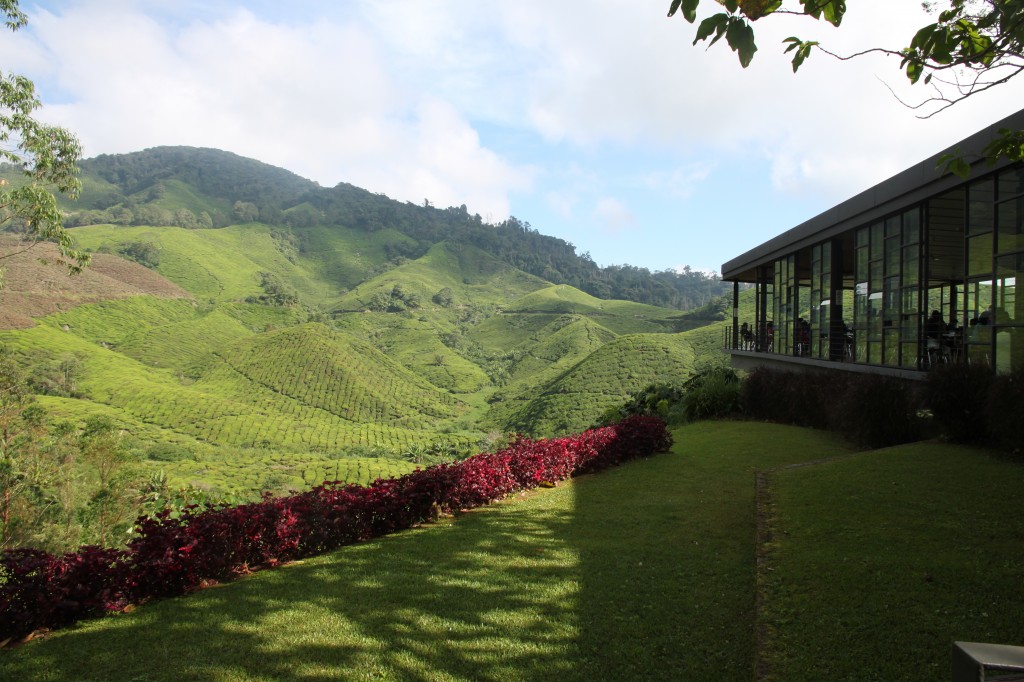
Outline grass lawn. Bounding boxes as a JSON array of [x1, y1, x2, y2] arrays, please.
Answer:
[[761, 441, 1024, 681], [1, 422, 1020, 681]]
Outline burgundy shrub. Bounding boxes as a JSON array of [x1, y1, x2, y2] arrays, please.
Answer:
[[0, 546, 128, 642]]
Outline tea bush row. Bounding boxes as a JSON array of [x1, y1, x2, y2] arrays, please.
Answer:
[[0, 416, 672, 642]]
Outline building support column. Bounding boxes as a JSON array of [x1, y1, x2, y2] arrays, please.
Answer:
[[829, 239, 846, 360], [732, 280, 740, 350]]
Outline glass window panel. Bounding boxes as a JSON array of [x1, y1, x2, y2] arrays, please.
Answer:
[[999, 166, 1024, 199], [995, 327, 1024, 374], [969, 178, 995, 234], [966, 279, 993, 326], [883, 329, 900, 366], [885, 236, 900, 274], [868, 291, 883, 343], [902, 244, 920, 284], [854, 281, 868, 333], [856, 246, 869, 281], [902, 207, 920, 245], [855, 334, 867, 363], [997, 196, 1023, 255], [883, 276, 900, 324], [868, 340, 882, 364], [901, 288, 920, 338], [968, 232, 993, 277], [870, 223, 884, 261], [856, 227, 868, 248], [885, 215, 901, 238], [901, 343, 919, 369], [869, 261, 883, 295], [996, 253, 1021, 325]]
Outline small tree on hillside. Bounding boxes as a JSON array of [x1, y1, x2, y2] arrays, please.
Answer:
[[78, 415, 139, 547], [0, 349, 54, 547], [433, 287, 455, 307], [0, 1, 89, 287]]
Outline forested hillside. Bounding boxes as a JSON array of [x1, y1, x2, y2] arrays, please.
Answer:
[[49, 146, 728, 310]]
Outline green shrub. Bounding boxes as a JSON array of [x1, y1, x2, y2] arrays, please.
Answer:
[[146, 443, 194, 462], [739, 367, 924, 448], [831, 374, 922, 449], [925, 362, 994, 443], [988, 368, 1024, 458], [740, 367, 834, 429], [679, 367, 741, 422], [118, 240, 161, 269]]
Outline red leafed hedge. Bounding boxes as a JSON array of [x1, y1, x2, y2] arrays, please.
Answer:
[[0, 416, 671, 641]]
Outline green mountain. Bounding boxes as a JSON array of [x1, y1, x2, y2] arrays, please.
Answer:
[[46, 146, 730, 310], [0, 148, 733, 499]]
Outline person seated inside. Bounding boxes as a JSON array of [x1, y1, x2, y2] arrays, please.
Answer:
[[739, 321, 753, 350]]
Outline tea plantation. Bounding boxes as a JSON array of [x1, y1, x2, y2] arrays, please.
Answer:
[[0, 222, 726, 501]]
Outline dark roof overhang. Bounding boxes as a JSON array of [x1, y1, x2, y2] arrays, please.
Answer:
[[721, 109, 1024, 283]]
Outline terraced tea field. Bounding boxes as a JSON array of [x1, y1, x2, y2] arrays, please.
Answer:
[[1, 223, 720, 497]]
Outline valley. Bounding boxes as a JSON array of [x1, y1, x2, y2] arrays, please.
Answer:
[[0, 148, 732, 510]]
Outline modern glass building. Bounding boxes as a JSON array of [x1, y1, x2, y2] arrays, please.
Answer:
[[722, 109, 1024, 379]]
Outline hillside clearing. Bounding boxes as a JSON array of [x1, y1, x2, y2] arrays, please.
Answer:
[[0, 236, 190, 329]]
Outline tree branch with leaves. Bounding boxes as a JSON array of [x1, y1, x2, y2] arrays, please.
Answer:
[[667, 0, 1024, 173], [0, 0, 88, 287]]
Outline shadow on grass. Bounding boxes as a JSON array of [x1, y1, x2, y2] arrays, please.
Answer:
[[0, 422, 853, 681], [2, 498, 584, 681]]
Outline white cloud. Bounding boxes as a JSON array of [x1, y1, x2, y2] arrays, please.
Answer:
[[6, 0, 1024, 271], [546, 190, 577, 219], [19, 1, 531, 221], [593, 197, 636, 235], [642, 163, 713, 199]]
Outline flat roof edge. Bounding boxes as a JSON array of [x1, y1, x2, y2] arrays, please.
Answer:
[[721, 109, 1024, 280]]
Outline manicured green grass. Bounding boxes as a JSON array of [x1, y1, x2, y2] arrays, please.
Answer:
[[762, 442, 1024, 681], [0, 422, 853, 681]]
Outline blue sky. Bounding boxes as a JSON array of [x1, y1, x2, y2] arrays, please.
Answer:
[[6, 1, 1024, 274]]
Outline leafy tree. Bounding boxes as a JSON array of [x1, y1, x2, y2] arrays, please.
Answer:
[[433, 286, 455, 307], [667, 0, 1024, 169], [0, 348, 48, 547], [0, 0, 89, 287], [44, 420, 82, 550], [173, 207, 199, 229], [233, 200, 260, 223], [117, 240, 161, 269], [368, 290, 391, 312], [131, 204, 173, 226], [78, 415, 139, 547], [249, 271, 299, 306]]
